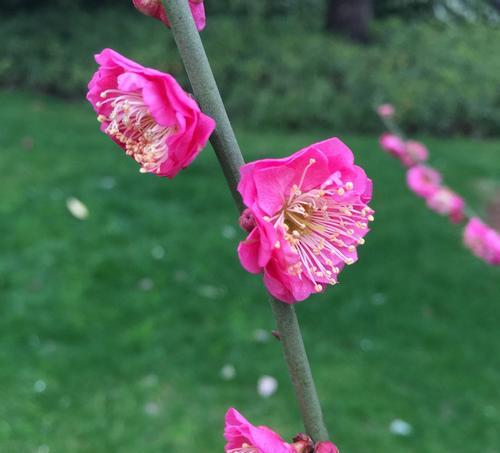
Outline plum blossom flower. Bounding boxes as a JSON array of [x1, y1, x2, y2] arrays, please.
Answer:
[[376, 104, 395, 119], [401, 140, 429, 167], [237, 138, 374, 303], [463, 217, 500, 265], [224, 408, 294, 453], [132, 0, 206, 31], [87, 49, 215, 178], [406, 165, 442, 199], [379, 133, 405, 159], [426, 187, 465, 223], [314, 441, 339, 453]]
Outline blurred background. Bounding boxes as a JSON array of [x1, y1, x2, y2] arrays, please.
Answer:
[[1, 0, 499, 452]]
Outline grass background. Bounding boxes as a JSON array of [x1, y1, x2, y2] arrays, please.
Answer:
[[1, 91, 499, 452]]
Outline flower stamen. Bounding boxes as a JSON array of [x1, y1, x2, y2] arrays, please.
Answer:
[[99, 89, 175, 174]]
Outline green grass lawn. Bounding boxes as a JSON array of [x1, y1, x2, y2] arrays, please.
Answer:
[[1, 91, 499, 453]]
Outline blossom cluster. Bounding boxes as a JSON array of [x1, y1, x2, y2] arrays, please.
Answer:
[[377, 105, 500, 265], [225, 408, 338, 453]]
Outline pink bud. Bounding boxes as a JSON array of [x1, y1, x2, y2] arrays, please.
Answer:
[[314, 441, 339, 453], [132, 0, 206, 31], [239, 208, 256, 232], [377, 103, 395, 118]]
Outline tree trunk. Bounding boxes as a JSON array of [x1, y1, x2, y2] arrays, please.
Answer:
[[325, 0, 373, 43]]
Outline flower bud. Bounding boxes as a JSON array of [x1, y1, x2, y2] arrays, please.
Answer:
[[239, 208, 256, 232], [314, 441, 339, 453]]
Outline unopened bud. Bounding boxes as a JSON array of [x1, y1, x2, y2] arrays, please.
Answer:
[[239, 208, 256, 233], [314, 441, 339, 453]]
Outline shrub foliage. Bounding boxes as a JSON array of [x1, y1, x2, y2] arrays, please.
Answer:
[[2, 7, 499, 135]]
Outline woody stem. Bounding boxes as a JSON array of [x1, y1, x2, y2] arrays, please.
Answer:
[[162, 0, 329, 441]]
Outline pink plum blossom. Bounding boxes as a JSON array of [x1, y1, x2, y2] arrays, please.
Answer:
[[132, 0, 206, 31], [314, 441, 339, 453], [87, 49, 215, 178], [237, 138, 374, 303], [376, 104, 395, 118], [406, 165, 442, 199], [426, 187, 465, 223], [401, 140, 429, 167], [379, 133, 405, 159], [224, 408, 294, 453], [463, 217, 500, 265]]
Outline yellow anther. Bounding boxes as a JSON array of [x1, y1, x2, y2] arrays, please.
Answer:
[[368, 215, 375, 221], [337, 188, 345, 196], [314, 284, 323, 292], [274, 241, 281, 249], [358, 238, 365, 245], [345, 181, 354, 190]]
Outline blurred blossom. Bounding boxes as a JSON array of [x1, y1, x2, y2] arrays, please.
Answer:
[[66, 197, 89, 220], [406, 165, 442, 199], [140, 374, 159, 387], [174, 270, 188, 282], [390, 419, 412, 436], [483, 405, 496, 417], [371, 293, 386, 305], [403, 140, 429, 166], [198, 285, 222, 299], [151, 245, 166, 260], [376, 104, 395, 118], [257, 375, 278, 398], [99, 176, 116, 190], [220, 364, 236, 381], [138, 277, 154, 291], [144, 402, 161, 416], [253, 328, 271, 343], [360, 338, 374, 352], [463, 217, 500, 265], [221, 224, 236, 239], [426, 187, 465, 223], [379, 133, 405, 159], [33, 380, 47, 393]]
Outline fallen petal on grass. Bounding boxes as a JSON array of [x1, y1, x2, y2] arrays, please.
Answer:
[[257, 375, 278, 398], [66, 197, 89, 220]]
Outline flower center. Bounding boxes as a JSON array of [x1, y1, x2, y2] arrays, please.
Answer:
[[268, 159, 374, 293], [97, 89, 175, 174]]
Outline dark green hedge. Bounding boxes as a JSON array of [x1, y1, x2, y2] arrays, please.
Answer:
[[2, 8, 499, 135]]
